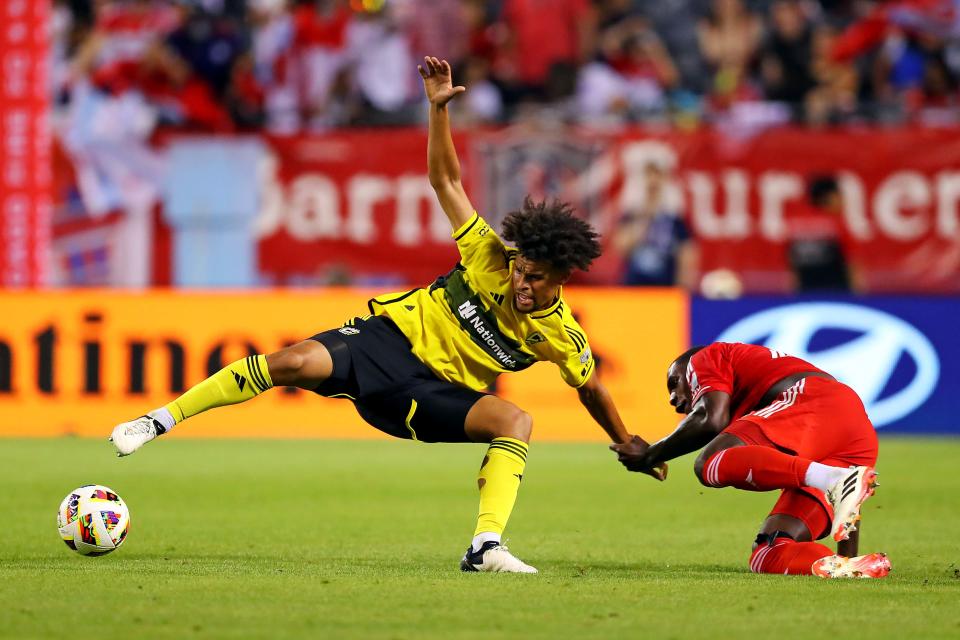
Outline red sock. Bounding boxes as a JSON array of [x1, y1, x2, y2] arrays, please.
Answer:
[[750, 538, 833, 575], [703, 446, 812, 491]]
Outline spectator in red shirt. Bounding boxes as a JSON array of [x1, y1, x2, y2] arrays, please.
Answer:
[[499, 0, 596, 103], [785, 174, 858, 293]]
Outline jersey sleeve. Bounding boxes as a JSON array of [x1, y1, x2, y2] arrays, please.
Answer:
[[452, 212, 509, 273], [687, 344, 733, 404], [551, 315, 595, 388]]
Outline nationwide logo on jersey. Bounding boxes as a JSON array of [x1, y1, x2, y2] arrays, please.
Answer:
[[443, 268, 535, 372], [716, 302, 940, 428], [525, 332, 546, 345], [457, 300, 518, 368]]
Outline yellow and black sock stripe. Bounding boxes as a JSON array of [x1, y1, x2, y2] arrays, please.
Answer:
[[163, 354, 273, 425], [245, 355, 272, 394], [474, 437, 529, 537], [488, 437, 528, 463]]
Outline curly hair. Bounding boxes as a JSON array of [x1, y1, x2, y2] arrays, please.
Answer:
[[500, 197, 601, 273]]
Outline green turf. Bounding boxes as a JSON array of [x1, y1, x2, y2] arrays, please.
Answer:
[[1, 437, 958, 639]]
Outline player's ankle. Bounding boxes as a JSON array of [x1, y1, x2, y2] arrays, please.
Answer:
[[804, 462, 848, 492], [471, 532, 500, 552], [147, 407, 176, 434]]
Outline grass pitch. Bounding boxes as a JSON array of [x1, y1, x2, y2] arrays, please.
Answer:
[[1, 437, 958, 639]]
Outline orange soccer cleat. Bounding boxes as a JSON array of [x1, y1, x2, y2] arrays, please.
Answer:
[[811, 553, 891, 579], [826, 466, 878, 542]]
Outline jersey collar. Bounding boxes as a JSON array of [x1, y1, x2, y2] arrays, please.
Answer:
[[530, 291, 563, 319]]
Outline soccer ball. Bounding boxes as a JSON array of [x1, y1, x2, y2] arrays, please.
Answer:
[[57, 485, 130, 556]]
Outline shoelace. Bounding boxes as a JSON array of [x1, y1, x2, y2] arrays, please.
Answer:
[[124, 419, 154, 437]]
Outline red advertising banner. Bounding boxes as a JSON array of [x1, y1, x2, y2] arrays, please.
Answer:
[[0, 0, 50, 287], [620, 128, 960, 293], [256, 127, 960, 293], [257, 131, 464, 286]]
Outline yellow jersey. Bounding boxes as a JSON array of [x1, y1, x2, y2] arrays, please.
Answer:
[[368, 212, 595, 392]]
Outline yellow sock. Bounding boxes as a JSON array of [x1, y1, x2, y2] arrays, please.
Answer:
[[164, 355, 273, 424], [474, 437, 528, 538]]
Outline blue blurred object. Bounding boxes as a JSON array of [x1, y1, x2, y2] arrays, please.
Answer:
[[691, 296, 958, 434], [163, 138, 264, 287]]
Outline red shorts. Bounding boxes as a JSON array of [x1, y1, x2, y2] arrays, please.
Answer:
[[724, 377, 879, 540]]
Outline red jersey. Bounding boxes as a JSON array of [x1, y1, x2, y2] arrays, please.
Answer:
[[687, 343, 827, 421]]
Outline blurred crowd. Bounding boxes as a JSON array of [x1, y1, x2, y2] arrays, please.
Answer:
[[53, 0, 960, 133]]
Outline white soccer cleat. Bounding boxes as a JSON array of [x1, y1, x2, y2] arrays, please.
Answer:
[[811, 553, 891, 579], [109, 416, 164, 457], [826, 466, 878, 542], [460, 541, 538, 573]]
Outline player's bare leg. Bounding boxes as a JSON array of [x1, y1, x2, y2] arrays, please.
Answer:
[[265, 340, 334, 389], [111, 341, 334, 456], [459, 395, 537, 573]]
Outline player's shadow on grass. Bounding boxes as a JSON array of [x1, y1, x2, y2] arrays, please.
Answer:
[[88, 555, 747, 578], [545, 559, 745, 577], [102, 553, 465, 577]]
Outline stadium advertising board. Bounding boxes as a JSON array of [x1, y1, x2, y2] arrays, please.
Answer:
[[0, 289, 685, 441], [691, 296, 958, 434], [251, 128, 960, 293]]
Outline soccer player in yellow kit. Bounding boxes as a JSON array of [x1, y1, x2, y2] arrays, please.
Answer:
[[111, 57, 665, 573]]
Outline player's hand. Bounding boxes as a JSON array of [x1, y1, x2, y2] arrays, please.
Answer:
[[610, 435, 649, 467], [645, 461, 668, 482], [610, 436, 668, 481], [418, 56, 465, 107]]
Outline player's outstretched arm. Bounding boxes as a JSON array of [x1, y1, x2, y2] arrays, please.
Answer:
[[612, 391, 731, 471], [578, 373, 667, 481], [418, 56, 474, 231]]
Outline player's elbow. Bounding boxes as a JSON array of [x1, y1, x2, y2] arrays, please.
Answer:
[[704, 419, 727, 437], [689, 405, 725, 436], [428, 173, 461, 192]]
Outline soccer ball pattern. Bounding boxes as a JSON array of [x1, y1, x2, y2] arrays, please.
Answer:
[[57, 485, 130, 556]]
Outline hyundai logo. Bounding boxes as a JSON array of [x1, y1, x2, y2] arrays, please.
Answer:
[[716, 303, 939, 427]]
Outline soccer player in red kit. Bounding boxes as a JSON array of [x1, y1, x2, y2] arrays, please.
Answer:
[[612, 343, 891, 579]]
